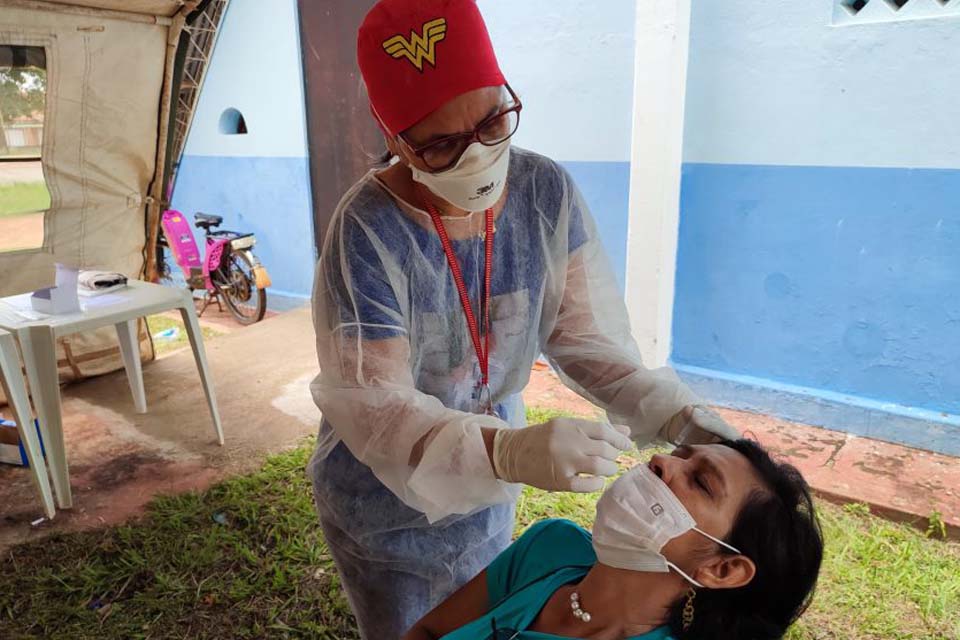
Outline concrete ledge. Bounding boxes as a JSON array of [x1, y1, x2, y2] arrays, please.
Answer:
[[675, 363, 960, 457], [264, 289, 310, 312], [717, 406, 960, 541]]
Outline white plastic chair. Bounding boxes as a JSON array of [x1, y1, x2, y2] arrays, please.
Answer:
[[0, 328, 55, 519]]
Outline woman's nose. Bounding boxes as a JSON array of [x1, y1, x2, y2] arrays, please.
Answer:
[[649, 454, 680, 483]]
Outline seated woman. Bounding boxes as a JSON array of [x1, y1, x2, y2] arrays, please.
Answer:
[[402, 439, 823, 640]]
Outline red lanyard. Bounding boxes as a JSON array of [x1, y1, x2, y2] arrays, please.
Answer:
[[422, 197, 495, 390]]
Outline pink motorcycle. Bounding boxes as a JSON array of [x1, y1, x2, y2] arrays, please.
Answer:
[[159, 210, 270, 325]]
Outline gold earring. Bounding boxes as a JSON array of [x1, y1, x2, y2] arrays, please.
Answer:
[[682, 588, 696, 631]]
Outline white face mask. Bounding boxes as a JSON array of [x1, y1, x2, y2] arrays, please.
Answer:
[[409, 140, 511, 212], [592, 463, 742, 588]]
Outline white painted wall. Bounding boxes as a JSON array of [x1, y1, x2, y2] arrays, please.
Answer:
[[180, 0, 309, 159], [623, 0, 960, 367], [480, 0, 635, 163], [683, 2, 960, 169], [183, 0, 636, 169], [624, 0, 691, 366]]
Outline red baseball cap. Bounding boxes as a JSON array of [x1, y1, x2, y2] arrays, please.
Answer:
[[358, 0, 506, 137]]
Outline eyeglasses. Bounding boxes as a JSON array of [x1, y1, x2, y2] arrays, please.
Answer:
[[402, 84, 522, 173]]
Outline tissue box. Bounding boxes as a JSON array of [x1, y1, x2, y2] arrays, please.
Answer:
[[30, 285, 80, 315], [0, 417, 46, 468], [30, 263, 81, 315]]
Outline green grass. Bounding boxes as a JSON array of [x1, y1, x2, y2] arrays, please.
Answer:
[[0, 182, 50, 217], [0, 445, 345, 640], [145, 314, 225, 358], [0, 408, 958, 639], [784, 503, 960, 640]]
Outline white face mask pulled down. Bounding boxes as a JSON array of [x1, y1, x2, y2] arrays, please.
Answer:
[[409, 140, 511, 212], [592, 463, 743, 588]]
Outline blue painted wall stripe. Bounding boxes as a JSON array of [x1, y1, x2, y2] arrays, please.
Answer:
[[171, 155, 315, 305], [673, 162, 960, 418], [171, 157, 629, 303], [561, 161, 630, 290]]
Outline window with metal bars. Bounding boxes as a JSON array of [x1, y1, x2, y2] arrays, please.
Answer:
[[835, 0, 960, 24]]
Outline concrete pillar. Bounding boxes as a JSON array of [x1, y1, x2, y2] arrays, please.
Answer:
[[624, 0, 692, 366]]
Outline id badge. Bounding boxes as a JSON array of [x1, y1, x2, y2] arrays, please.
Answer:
[[473, 380, 498, 417]]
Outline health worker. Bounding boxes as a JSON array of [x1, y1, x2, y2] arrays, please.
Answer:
[[308, 0, 740, 637]]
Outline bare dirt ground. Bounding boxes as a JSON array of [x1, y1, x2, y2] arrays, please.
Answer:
[[0, 212, 44, 252], [0, 159, 43, 185], [0, 160, 46, 251]]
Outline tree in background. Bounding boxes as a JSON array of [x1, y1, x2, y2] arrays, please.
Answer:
[[0, 66, 46, 157]]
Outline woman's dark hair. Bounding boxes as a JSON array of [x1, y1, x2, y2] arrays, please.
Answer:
[[667, 439, 824, 640]]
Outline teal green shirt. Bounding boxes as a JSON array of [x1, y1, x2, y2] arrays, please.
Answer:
[[440, 519, 675, 640]]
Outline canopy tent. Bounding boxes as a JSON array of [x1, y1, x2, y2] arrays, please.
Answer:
[[0, 0, 208, 387], [18, 1, 188, 16]]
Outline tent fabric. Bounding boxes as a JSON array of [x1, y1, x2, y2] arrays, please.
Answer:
[[10, 1, 186, 18], [0, 6, 167, 296], [0, 2, 176, 399]]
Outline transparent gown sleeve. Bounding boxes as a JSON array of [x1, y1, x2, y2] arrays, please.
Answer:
[[541, 171, 699, 446], [310, 204, 515, 523]]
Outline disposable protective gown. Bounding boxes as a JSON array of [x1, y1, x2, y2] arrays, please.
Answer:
[[308, 147, 697, 637]]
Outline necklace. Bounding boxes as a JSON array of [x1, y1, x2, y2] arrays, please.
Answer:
[[569, 592, 592, 623]]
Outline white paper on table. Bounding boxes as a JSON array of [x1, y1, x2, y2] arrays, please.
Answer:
[[80, 294, 128, 310], [3, 291, 128, 319], [0, 294, 48, 321]]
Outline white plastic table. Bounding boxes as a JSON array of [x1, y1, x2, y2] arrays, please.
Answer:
[[0, 328, 55, 518], [0, 281, 223, 509]]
